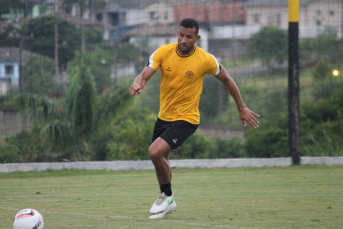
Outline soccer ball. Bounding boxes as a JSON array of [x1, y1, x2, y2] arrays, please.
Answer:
[[13, 209, 44, 229]]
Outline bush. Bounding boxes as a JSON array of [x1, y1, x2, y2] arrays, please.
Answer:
[[312, 60, 331, 80], [4, 128, 48, 162], [23, 55, 58, 96], [92, 107, 156, 161], [312, 77, 343, 101], [0, 144, 19, 163], [244, 90, 343, 157], [209, 137, 246, 158], [245, 124, 288, 158], [106, 118, 154, 160], [172, 131, 212, 159]]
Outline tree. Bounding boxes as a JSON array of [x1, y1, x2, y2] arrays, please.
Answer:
[[67, 61, 97, 139], [69, 47, 115, 94], [245, 89, 343, 158], [0, 0, 22, 20], [20, 16, 81, 67], [300, 35, 343, 65], [248, 26, 287, 70], [7, 60, 133, 161], [23, 55, 57, 95]]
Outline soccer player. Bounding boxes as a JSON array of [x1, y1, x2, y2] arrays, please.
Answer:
[[129, 18, 260, 219]]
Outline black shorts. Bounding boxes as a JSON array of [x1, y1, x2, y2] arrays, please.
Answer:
[[152, 118, 198, 149]]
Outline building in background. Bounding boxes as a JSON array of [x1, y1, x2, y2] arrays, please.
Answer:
[[242, 0, 343, 38], [0, 47, 30, 90]]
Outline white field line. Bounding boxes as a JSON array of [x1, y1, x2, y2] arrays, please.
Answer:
[[1, 206, 262, 229]]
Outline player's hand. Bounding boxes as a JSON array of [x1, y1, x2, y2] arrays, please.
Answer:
[[239, 107, 260, 128], [129, 83, 142, 96]]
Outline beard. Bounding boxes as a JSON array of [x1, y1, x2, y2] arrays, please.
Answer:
[[178, 43, 194, 55]]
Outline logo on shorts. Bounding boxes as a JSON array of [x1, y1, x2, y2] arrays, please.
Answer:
[[184, 70, 194, 78], [173, 139, 178, 144]]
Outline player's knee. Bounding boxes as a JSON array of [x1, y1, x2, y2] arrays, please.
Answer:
[[148, 146, 162, 162]]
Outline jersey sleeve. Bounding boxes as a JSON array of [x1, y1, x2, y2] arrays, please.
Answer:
[[206, 53, 221, 76], [147, 46, 165, 71]]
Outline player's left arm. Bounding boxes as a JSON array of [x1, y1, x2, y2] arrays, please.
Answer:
[[214, 66, 260, 128]]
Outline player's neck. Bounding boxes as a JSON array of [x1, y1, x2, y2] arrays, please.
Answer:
[[178, 45, 196, 56]]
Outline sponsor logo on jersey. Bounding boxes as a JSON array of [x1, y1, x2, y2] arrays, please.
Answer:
[[184, 70, 194, 78]]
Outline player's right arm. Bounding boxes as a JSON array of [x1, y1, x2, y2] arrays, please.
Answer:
[[129, 66, 156, 96]]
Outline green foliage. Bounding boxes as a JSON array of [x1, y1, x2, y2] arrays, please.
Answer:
[[14, 93, 61, 124], [138, 71, 161, 114], [312, 60, 331, 80], [300, 90, 343, 156], [2, 69, 134, 162], [21, 16, 81, 67], [0, 0, 22, 16], [244, 90, 343, 157], [4, 128, 48, 162], [108, 117, 154, 161], [23, 55, 57, 95], [91, 106, 154, 161], [67, 62, 97, 139], [245, 123, 288, 158], [248, 26, 287, 68], [14, 93, 74, 155], [300, 35, 343, 65], [83, 27, 103, 50], [209, 137, 246, 158], [69, 48, 115, 94], [173, 132, 212, 159], [0, 144, 19, 163], [0, 30, 21, 47], [311, 62, 343, 101], [95, 80, 133, 131], [200, 75, 228, 119]]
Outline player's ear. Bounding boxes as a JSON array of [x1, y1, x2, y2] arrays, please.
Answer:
[[196, 35, 201, 42]]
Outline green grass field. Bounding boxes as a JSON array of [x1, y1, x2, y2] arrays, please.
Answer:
[[1, 165, 342, 229]]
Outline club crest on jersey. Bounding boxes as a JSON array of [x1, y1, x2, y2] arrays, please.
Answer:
[[166, 67, 172, 72], [184, 70, 194, 78]]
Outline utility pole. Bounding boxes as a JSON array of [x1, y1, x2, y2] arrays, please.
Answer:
[[288, 0, 300, 165]]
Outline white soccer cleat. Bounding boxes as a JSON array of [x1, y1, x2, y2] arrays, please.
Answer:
[[149, 200, 177, 219], [149, 192, 175, 214]]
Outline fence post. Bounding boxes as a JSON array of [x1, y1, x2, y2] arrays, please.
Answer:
[[288, 0, 300, 165]]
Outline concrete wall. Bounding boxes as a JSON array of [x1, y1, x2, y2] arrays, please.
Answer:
[[1, 157, 342, 173], [0, 110, 31, 136]]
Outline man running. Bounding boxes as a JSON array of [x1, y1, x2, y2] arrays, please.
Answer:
[[129, 18, 260, 219]]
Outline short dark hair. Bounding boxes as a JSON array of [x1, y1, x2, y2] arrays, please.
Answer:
[[179, 18, 199, 34]]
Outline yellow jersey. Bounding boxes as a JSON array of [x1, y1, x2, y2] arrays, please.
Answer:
[[147, 43, 221, 124]]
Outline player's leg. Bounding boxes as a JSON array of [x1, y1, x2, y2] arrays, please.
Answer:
[[151, 118, 172, 191], [148, 137, 175, 214], [149, 137, 172, 186], [149, 120, 198, 217], [164, 150, 172, 184], [153, 149, 172, 191]]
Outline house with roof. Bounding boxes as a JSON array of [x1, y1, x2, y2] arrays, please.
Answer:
[[0, 47, 31, 94], [125, 23, 209, 53], [0, 0, 54, 21], [241, 0, 343, 38], [173, 1, 246, 25], [86, 0, 163, 40]]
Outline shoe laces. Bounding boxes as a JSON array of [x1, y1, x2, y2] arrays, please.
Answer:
[[156, 192, 167, 206]]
